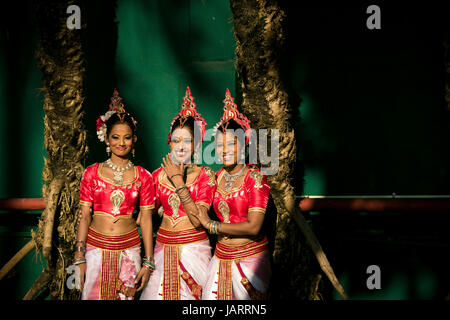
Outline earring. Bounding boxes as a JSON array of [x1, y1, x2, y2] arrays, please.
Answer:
[[132, 148, 135, 158], [106, 144, 111, 157]]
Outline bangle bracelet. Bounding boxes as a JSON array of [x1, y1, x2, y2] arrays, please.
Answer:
[[179, 195, 191, 202], [177, 188, 189, 194], [143, 260, 155, 268], [179, 196, 191, 202], [143, 257, 155, 265], [178, 191, 191, 200], [216, 221, 220, 234], [75, 246, 86, 252], [175, 185, 188, 193], [178, 193, 191, 201], [170, 173, 183, 180], [208, 220, 220, 235], [73, 258, 86, 265], [142, 262, 155, 271], [209, 220, 218, 234]]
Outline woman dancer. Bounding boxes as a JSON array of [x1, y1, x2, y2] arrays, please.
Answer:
[[75, 89, 156, 300], [195, 89, 272, 300], [140, 87, 216, 300]]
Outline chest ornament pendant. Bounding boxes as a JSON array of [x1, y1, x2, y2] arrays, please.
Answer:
[[110, 189, 125, 216], [168, 193, 181, 219], [218, 200, 230, 223]]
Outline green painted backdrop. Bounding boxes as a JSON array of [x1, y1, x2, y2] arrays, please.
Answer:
[[0, 1, 448, 300]]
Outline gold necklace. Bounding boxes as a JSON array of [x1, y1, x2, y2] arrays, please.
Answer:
[[223, 165, 246, 191], [105, 158, 134, 185]]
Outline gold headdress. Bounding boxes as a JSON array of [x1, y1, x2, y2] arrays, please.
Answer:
[[96, 88, 137, 142]]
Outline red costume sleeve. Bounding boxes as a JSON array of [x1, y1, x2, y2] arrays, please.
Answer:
[[79, 164, 95, 207], [152, 168, 162, 210], [246, 169, 270, 214], [139, 168, 156, 211], [195, 167, 217, 211]]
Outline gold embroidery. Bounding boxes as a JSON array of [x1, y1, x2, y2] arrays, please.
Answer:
[[250, 170, 263, 189], [140, 204, 155, 210], [100, 250, 120, 300], [79, 200, 92, 207], [163, 214, 190, 228], [248, 207, 266, 214], [168, 193, 180, 219], [202, 167, 216, 187], [217, 260, 233, 300], [218, 200, 230, 223], [110, 189, 125, 216], [195, 201, 210, 210], [93, 211, 133, 220], [162, 245, 180, 300]]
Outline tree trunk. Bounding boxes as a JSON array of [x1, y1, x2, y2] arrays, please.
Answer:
[[230, 0, 322, 299], [31, 0, 87, 299]]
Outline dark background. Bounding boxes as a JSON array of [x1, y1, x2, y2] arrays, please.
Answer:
[[0, 1, 449, 299]]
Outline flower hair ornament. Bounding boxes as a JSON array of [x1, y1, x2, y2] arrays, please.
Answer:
[[167, 86, 207, 144], [213, 88, 251, 144], [96, 88, 138, 142]]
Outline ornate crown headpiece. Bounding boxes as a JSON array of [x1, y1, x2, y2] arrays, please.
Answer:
[[96, 88, 137, 142], [213, 88, 251, 144], [167, 86, 207, 144]]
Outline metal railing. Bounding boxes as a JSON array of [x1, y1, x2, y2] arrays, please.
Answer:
[[298, 195, 450, 212], [1, 196, 450, 212]]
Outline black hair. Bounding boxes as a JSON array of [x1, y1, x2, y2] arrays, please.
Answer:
[[170, 116, 202, 146], [215, 119, 249, 163], [215, 119, 247, 145], [216, 119, 242, 133], [105, 112, 137, 137]]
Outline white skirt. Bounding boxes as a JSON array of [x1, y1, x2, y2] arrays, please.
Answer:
[[140, 239, 212, 300]]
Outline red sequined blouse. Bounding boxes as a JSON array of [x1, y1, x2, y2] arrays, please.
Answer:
[[79, 163, 156, 218], [153, 166, 216, 224], [213, 165, 270, 224]]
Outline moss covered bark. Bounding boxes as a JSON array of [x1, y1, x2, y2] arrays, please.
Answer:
[[29, 0, 87, 300], [229, 0, 322, 299]]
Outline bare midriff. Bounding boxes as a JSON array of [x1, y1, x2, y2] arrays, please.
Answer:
[[90, 214, 138, 235], [217, 234, 263, 246]]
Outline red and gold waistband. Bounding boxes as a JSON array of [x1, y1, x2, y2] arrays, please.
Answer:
[[215, 237, 268, 261], [86, 227, 140, 251], [156, 227, 208, 245]]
